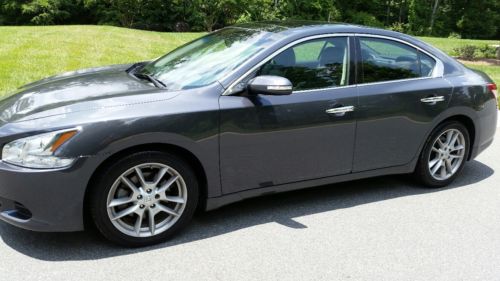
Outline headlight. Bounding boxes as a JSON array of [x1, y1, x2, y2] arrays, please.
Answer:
[[2, 128, 80, 169]]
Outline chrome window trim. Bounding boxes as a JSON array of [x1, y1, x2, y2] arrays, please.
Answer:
[[221, 32, 445, 96], [222, 33, 354, 96], [294, 84, 356, 94], [356, 76, 438, 88]]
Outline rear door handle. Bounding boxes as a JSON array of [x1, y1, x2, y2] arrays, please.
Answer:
[[326, 105, 355, 115], [420, 96, 445, 104]]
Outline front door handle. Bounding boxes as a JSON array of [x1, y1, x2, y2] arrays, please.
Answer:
[[420, 96, 445, 104], [326, 105, 355, 115]]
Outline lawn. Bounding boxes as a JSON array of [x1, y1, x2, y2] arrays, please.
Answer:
[[0, 25, 498, 97]]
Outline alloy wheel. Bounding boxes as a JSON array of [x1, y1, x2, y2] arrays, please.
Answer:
[[106, 163, 187, 237], [427, 128, 466, 181]]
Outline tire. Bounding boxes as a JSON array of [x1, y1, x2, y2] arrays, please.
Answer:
[[414, 121, 470, 188], [89, 151, 199, 247]]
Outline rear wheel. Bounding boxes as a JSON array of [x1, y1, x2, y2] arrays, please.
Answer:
[[414, 121, 470, 188], [90, 151, 199, 247]]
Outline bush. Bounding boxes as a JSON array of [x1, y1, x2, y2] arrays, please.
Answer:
[[448, 32, 461, 39], [453, 45, 478, 60], [388, 22, 407, 33], [348, 11, 383, 28], [477, 44, 497, 59]]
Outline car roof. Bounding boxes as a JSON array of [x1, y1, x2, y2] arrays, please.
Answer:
[[234, 20, 394, 36]]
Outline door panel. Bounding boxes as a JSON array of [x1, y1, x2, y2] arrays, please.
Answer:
[[219, 35, 357, 194], [352, 35, 452, 172], [219, 88, 357, 194], [353, 78, 452, 172]]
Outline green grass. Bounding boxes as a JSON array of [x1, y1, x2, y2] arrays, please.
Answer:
[[0, 25, 498, 98], [0, 25, 201, 96], [418, 36, 499, 56]]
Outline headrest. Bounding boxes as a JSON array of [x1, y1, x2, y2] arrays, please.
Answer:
[[319, 46, 345, 66], [274, 48, 296, 67]]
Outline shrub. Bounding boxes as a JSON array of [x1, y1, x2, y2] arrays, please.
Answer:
[[477, 44, 497, 59], [348, 11, 383, 28], [453, 45, 478, 60], [388, 22, 407, 33]]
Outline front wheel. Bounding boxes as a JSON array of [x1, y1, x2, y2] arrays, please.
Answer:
[[90, 151, 199, 247], [414, 121, 470, 188]]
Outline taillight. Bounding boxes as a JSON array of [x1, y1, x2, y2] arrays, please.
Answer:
[[487, 83, 497, 98]]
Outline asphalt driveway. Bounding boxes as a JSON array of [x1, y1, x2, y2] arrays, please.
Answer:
[[1, 128, 499, 280]]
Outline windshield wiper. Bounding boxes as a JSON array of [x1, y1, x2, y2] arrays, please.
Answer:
[[132, 72, 167, 89]]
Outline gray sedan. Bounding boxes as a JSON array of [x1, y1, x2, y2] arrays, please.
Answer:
[[0, 21, 497, 247]]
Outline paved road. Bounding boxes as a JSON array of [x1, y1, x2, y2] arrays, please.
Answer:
[[1, 130, 500, 280]]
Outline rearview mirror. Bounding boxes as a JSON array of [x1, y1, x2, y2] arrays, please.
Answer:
[[247, 75, 293, 96]]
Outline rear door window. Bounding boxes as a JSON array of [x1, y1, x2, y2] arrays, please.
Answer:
[[359, 37, 436, 83]]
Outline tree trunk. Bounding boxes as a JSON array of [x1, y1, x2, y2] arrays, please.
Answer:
[[399, 0, 405, 22], [386, 0, 391, 25], [429, 0, 440, 35]]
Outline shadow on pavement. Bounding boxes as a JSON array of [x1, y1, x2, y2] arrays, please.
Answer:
[[0, 160, 494, 261]]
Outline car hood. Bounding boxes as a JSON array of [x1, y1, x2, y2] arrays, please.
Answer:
[[0, 64, 179, 124]]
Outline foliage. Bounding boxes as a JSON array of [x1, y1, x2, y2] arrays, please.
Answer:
[[453, 45, 478, 60], [347, 11, 384, 27], [478, 44, 498, 59], [387, 22, 407, 33], [0, 0, 499, 38]]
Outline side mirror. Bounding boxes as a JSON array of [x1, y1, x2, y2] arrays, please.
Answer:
[[247, 75, 293, 96]]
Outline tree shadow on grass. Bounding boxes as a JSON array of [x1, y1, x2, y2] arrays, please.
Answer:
[[0, 160, 494, 261]]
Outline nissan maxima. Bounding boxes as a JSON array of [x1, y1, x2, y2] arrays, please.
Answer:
[[0, 21, 497, 247]]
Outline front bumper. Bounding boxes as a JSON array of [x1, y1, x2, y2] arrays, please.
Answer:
[[0, 156, 101, 232]]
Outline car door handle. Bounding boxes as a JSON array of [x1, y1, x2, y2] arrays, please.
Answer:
[[325, 105, 355, 115], [420, 96, 445, 104]]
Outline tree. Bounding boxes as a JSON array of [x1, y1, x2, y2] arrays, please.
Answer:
[[429, 0, 440, 34]]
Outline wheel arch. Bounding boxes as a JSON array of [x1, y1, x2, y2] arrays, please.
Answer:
[[429, 114, 476, 161], [83, 143, 209, 229]]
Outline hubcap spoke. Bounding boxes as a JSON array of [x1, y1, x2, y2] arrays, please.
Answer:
[[153, 167, 169, 186], [112, 205, 139, 221], [148, 208, 156, 236], [440, 164, 447, 178], [431, 159, 443, 175], [429, 157, 440, 169], [120, 176, 141, 194], [449, 132, 459, 147], [445, 130, 454, 145], [157, 175, 179, 194], [134, 210, 144, 236], [437, 138, 445, 148], [108, 196, 135, 208], [157, 204, 180, 217], [445, 159, 453, 174], [134, 167, 148, 187], [164, 195, 186, 204]]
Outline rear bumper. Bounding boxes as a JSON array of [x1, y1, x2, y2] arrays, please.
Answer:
[[0, 156, 101, 232], [470, 103, 497, 160]]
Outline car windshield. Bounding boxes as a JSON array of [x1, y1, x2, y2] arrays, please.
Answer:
[[140, 28, 282, 91]]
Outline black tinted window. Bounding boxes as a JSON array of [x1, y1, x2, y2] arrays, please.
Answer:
[[360, 37, 435, 83], [258, 37, 349, 91]]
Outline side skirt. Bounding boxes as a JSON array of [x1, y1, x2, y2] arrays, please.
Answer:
[[205, 163, 416, 211]]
